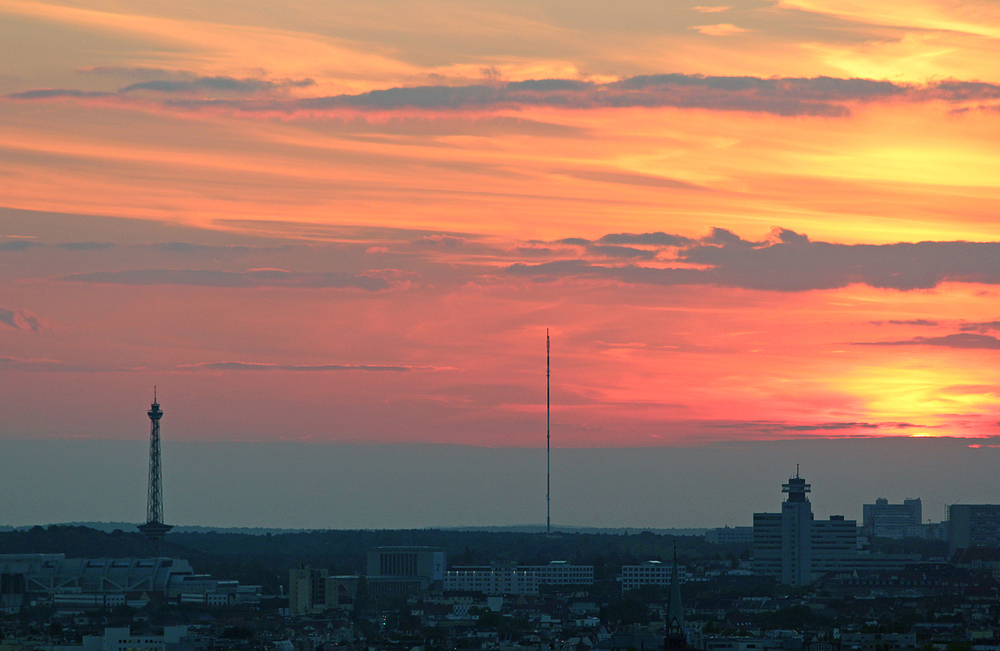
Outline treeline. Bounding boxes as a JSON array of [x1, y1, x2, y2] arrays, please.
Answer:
[[0, 526, 747, 595]]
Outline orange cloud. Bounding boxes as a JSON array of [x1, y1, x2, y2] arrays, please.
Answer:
[[690, 24, 749, 36]]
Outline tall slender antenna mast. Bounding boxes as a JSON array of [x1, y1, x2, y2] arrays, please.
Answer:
[[547, 329, 551, 535]]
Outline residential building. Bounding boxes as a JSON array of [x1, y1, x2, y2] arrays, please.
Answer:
[[288, 566, 358, 615], [620, 561, 692, 593], [863, 498, 922, 539], [444, 561, 594, 595], [949, 504, 1000, 552], [529, 560, 594, 586], [289, 565, 328, 616], [80, 626, 198, 651], [706, 527, 754, 545], [840, 633, 917, 651]]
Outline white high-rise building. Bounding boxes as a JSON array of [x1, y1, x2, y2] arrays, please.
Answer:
[[753, 473, 858, 586]]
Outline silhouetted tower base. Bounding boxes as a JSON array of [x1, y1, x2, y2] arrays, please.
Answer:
[[140, 389, 172, 545], [137, 521, 172, 540], [664, 632, 686, 651]]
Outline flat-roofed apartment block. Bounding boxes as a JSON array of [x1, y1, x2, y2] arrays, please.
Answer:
[[289, 566, 328, 616], [863, 498, 922, 539], [620, 560, 692, 593], [811, 516, 863, 573], [366, 547, 445, 600], [444, 560, 594, 595], [705, 527, 754, 545], [949, 504, 1000, 553], [529, 560, 594, 585], [289, 565, 359, 615], [89, 625, 194, 651]]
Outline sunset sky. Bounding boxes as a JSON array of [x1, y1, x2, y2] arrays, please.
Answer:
[[3, 0, 1000, 524]]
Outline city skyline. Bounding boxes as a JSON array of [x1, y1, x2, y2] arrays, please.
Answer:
[[0, 435, 997, 529], [3, 0, 1000, 520]]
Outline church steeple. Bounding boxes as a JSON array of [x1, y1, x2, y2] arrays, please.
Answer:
[[664, 543, 686, 650]]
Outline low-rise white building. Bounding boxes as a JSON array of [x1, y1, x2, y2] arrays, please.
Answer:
[[620, 561, 694, 593], [706, 527, 754, 545], [444, 561, 593, 595], [80, 626, 195, 651]]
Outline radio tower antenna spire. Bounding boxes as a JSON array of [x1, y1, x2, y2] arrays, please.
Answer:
[[138, 387, 172, 545], [547, 329, 551, 535]]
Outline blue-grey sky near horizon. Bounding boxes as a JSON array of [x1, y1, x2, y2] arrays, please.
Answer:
[[0, 438, 995, 529]]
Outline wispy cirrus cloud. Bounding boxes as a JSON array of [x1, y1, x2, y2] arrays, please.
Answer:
[[5, 89, 113, 100], [179, 361, 436, 372], [58, 242, 114, 251], [554, 169, 705, 190], [707, 420, 934, 435], [78, 66, 188, 79], [9, 74, 1000, 119], [960, 320, 1000, 333], [690, 24, 749, 36], [61, 268, 406, 291], [7, 75, 314, 102], [0, 357, 140, 372], [0, 240, 45, 252], [120, 76, 315, 95], [853, 333, 1000, 349], [0, 307, 46, 332]]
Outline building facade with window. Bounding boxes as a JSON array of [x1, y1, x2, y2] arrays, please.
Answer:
[[444, 561, 593, 595]]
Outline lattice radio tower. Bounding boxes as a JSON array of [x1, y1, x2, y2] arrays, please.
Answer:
[[546, 329, 551, 535], [137, 387, 172, 543]]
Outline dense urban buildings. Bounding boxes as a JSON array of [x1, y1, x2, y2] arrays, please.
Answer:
[[752, 474, 918, 586], [3, 514, 1000, 651], [0, 553, 259, 611], [6, 451, 1000, 651]]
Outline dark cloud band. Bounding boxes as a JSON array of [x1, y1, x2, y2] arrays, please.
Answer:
[[853, 333, 1000, 349], [507, 229, 1000, 292], [9, 74, 1000, 118], [179, 361, 421, 372], [61, 268, 397, 290]]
